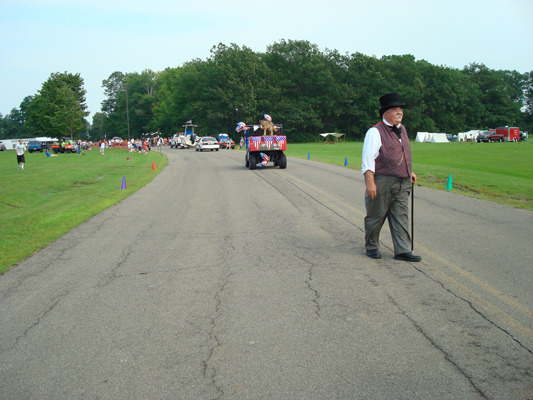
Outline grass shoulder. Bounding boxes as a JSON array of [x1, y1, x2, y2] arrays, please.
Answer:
[[285, 141, 533, 211], [0, 148, 167, 274]]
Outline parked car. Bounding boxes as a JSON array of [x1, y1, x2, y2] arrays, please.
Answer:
[[0, 143, 6, 151], [110, 136, 123, 143], [219, 138, 235, 149], [28, 140, 43, 153], [195, 137, 220, 151]]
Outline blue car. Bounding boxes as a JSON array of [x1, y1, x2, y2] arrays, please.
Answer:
[[28, 141, 43, 153]]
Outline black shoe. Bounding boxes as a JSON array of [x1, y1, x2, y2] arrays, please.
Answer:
[[394, 252, 422, 262], [366, 249, 381, 259]]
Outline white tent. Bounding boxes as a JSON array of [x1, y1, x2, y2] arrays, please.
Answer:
[[319, 133, 345, 143], [415, 132, 428, 142], [416, 132, 449, 143], [429, 133, 449, 143], [457, 130, 481, 142]]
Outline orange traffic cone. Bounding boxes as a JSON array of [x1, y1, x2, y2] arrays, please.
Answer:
[[152, 161, 156, 171]]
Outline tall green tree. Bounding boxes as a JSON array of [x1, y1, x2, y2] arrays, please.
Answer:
[[46, 85, 88, 138], [27, 72, 89, 138], [0, 96, 33, 139], [204, 43, 278, 134], [90, 112, 106, 140], [463, 63, 525, 127], [126, 69, 158, 134], [150, 67, 184, 136], [101, 70, 158, 139], [101, 71, 127, 139], [98, 41, 532, 143], [264, 39, 337, 141]]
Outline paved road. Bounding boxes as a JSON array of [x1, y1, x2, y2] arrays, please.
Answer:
[[1, 147, 532, 399]]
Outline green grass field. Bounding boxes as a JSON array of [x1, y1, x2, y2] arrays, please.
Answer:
[[1, 140, 532, 274], [0, 147, 167, 274], [285, 141, 533, 210]]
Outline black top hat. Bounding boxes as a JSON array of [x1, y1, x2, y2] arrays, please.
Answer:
[[379, 93, 405, 116]]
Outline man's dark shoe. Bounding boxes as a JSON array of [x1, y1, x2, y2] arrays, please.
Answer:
[[394, 252, 422, 262], [366, 249, 382, 259]]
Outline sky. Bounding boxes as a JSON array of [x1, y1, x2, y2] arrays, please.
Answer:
[[1, 0, 532, 121]]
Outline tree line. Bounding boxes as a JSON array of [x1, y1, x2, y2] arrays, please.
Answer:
[[2, 40, 532, 142]]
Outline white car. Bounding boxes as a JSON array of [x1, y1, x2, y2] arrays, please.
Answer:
[[195, 137, 220, 151]]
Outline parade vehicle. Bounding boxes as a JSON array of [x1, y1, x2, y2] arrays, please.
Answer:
[[238, 117, 287, 170], [195, 137, 220, 151], [51, 138, 77, 153], [169, 133, 183, 148], [175, 121, 201, 148]]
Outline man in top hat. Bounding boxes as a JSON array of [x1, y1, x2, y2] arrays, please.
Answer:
[[361, 93, 421, 262]]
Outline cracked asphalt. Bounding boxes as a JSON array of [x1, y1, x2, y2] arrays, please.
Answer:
[[1, 147, 532, 399]]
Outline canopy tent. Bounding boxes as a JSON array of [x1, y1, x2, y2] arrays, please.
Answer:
[[428, 133, 449, 143], [415, 132, 428, 142], [457, 130, 481, 142], [319, 133, 345, 143], [415, 132, 449, 143]]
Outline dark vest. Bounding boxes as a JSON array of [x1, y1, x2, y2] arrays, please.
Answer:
[[373, 121, 412, 178]]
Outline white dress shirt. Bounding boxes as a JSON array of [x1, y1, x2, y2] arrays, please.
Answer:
[[361, 119, 403, 174]]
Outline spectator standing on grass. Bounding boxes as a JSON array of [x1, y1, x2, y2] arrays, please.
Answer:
[[100, 140, 105, 155], [361, 92, 421, 262], [15, 139, 26, 170]]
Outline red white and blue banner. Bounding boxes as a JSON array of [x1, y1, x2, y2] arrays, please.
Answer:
[[248, 136, 287, 152]]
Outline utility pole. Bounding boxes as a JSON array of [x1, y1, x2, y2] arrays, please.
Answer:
[[125, 83, 131, 142]]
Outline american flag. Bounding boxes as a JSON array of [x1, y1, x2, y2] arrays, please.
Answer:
[[186, 120, 192, 124], [276, 136, 286, 147], [250, 136, 261, 150], [263, 136, 274, 149]]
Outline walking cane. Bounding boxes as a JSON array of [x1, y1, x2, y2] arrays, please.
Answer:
[[411, 183, 415, 251]]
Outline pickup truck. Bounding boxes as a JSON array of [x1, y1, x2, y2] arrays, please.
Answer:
[[476, 131, 502, 142], [477, 127, 520, 142], [169, 134, 181, 148]]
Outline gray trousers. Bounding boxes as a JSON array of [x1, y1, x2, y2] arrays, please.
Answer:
[[365, 174, 412, 256]]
